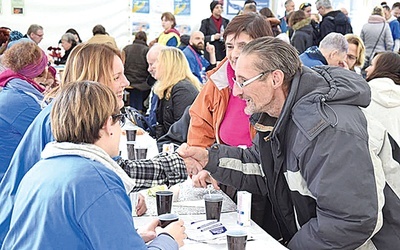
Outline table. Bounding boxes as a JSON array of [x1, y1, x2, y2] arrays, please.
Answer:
[[133, 212, 287, 249], [133, 178, 287, 249], [136, 178, 237, 216]]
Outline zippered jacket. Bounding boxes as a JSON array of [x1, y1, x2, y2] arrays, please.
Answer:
[[204, 66, 400, 249]]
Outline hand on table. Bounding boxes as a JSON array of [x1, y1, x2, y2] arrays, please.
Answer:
[[137, 218, 158, 242], [192, 170, 220, 190], [156, 219, 187, 247], [135, 193, 147, 216], [177, 143, 209, 175]]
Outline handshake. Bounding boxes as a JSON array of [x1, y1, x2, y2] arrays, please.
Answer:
[[177, 143, 220, 190]]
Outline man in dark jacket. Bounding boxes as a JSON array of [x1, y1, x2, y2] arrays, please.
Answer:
[[316, 0, 352, 43], [179, 36, 400, 248], [199, 1, 229, 62], [123, 31, 151, 112]]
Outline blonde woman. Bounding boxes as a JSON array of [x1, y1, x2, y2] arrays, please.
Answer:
[[153, 47, 201, 138], [0, 44, 190, 244], [2, 81, 186, 249], [345, 34, 366, 72]]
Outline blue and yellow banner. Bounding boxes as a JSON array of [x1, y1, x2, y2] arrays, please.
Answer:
[[174, 0, 190, 16], [132, 0, 149, 14]]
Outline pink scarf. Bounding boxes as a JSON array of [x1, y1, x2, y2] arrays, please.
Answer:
[[0, 50, 47, 92]]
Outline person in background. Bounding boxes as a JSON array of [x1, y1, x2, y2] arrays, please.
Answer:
[[382, 2, 400, 52], [299, 2, 320, 45], [311, 12, 320, 24], [393, 2, 400, 23], [360, 5, 393, 75], [179, 36, 400, 249], [123, 31, 151, 113], [288, 10, 315, 54], [2, 80, 186, 249], [200, 1, 230, 62], [188, 13, 281, 240], [87, 24, 118, 50], [65, 28, 82, 43], [300, 32, 348, 68], [345, 34, 366, 72], [24, 24, 44, 44], [183, 31, 216, 84], [144, 44, 164, 136], [259, 7, 281, 37], [242, 2, 257, 14], [364, 52, 400, 145], [153, 47, 201, 139], [0, 40, 47, 181], [0, 28, 10, 55], [55, 33, 77, 65], [279, 0, 295, 34], [157, 12, 180, 47], [177, 34, 190, 50], [315, 0, 352, 43]]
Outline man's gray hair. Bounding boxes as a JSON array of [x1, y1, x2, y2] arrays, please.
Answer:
[[315, 0, 332, 9], [319, 32, 348, 54], [284, 0, 293, 7], [26, 24, 43, 35], [241, 36, 301, 87]]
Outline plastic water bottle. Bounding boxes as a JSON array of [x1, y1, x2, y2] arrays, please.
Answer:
[[220, 25, 224, 42]]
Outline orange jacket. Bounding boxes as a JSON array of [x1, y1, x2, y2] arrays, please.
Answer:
[[188, 58, 256, 147]]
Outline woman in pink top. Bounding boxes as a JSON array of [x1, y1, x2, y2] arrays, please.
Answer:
[[187, 13, 281, 239]]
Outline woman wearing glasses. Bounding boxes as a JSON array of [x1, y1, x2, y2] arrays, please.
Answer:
[[2, 81, 186, 249], [0, 43, 189, 246]]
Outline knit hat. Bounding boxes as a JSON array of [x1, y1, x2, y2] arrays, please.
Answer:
[[210, 1, 221, 12], [9, 30, 23, 42]]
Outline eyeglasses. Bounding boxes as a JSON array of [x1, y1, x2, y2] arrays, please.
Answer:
[[34, 33, 44, 37], [232, 72, 268, 89], [299, 3, 311, 10], [347, 54, 358, 61], [111, 113, 126, 127]]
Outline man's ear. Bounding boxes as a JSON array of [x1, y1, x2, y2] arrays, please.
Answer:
[[330, 50, 338, 59], [271, 70, 285, 89]]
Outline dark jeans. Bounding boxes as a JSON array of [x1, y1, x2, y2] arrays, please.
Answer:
[[127, 88, 150, 113]]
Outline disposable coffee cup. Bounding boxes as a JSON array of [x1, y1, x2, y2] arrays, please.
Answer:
[[204, 193, 223, 221], [135, 146, 148, 160], [126, 142, 136, 160], [156, 190, 174, 215], [126, 129, 137, 141], [226, 229, 247, 250], [158, 213, 179, 228]]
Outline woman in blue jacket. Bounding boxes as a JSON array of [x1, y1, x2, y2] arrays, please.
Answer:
[[2, 81, 186, 249], [0, 43, 189, 247], [0, 40, 47, 180]]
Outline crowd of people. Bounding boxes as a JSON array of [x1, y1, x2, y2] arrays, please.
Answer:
[[0, 0, 400, 249]]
